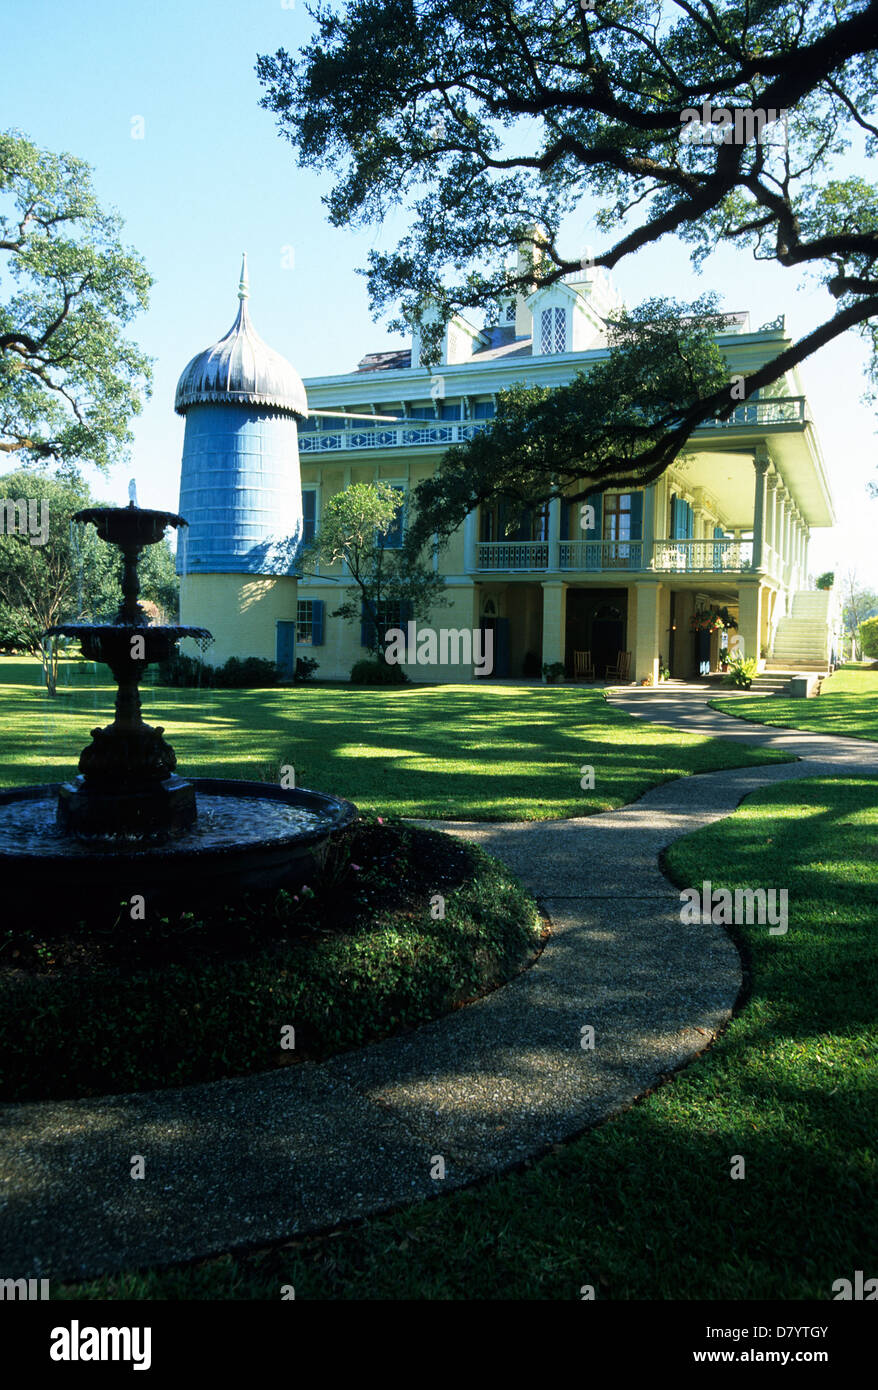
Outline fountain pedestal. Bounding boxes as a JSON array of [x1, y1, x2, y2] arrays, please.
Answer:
[[48, 505, 210, 839]]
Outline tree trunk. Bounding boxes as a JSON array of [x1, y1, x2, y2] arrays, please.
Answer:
[[41, 636, 59, 696]]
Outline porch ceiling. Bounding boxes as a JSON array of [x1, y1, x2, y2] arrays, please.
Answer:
[[682, 423, 834, 528], [673, 449, 755, 529]]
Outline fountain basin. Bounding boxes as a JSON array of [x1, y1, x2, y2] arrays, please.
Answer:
[[48, 624, 212, 666], [0, 780, 357, 924]]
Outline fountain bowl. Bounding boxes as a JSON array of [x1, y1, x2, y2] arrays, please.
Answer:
[[0, 779, 358, 926]]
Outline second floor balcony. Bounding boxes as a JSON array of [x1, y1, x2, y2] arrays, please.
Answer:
[[474, 537, 784, 579], [299, 397, 809, 454]]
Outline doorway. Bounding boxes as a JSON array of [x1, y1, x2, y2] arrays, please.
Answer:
[[565, 589, 628, 676]]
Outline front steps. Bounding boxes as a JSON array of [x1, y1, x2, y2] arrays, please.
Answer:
[[751, 672, 798, 696], [771, 590, 834, 668]]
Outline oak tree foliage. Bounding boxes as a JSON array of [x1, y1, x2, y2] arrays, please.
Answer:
[[258, 0, 878, 538]]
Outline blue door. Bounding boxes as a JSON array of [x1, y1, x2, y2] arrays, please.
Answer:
[[276, 621, 296, 677]]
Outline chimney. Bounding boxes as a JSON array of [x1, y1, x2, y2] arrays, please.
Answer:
[[514, 224, 549, 337]]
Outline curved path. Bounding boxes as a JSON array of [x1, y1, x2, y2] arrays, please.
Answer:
[[1, 689, 875, 1279]]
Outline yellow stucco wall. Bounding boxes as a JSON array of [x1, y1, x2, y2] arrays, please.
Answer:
[[179, 573, 297, 667], [297, 581, 482, 682]]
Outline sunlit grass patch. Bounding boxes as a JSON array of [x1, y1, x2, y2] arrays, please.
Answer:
[[712, 664, 878, 742], [1, 657, 793, 821]]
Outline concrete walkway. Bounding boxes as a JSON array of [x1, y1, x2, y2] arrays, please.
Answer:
[[1, 691, 875, 1279]]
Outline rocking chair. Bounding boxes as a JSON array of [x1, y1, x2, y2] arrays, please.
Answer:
[[605, 650, 632, 681], [573, 650, 595, 681]]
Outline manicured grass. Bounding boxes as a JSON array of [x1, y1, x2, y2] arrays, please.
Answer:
[[1, 657, 792, 820], [0, 820, 543, 1100], [711, 664, 878, 742], [58, 775, 878, 1300]]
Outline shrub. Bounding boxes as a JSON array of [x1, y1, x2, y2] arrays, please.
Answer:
[[723, 654, 759, 689], [215, 656, 280, 688], [350, 658, 408, 685], [816, 571, 834, 590], [294, 655, 320, 683], [0, 824, 542, 1099], [542, 661, 566, 683], [156, 653, 281, 688], [156, 652, 215, 687], [858, 615, 878, 659]]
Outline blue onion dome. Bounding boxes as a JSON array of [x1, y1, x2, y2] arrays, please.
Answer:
[[174, 255, 308, 418]]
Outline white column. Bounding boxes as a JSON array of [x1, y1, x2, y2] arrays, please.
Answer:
[[633, 581, 662, 684], [752, 456, 769, 571], [642, 486, 655, 570], [547, 495, 561, 572], [780, 493, 791, 591], [541, 581, 567, 672], [803, 526, 811, 584], [765, 475, 778, 573]]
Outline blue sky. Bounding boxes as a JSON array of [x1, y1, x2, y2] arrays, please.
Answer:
[[3, 0, 877, 585]]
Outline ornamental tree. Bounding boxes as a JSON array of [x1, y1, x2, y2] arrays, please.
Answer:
[[297, 480, 447, 654], [0, 130, 152, 473]]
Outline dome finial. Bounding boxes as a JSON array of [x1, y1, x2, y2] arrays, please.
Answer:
[[238, 252, 249, 302]]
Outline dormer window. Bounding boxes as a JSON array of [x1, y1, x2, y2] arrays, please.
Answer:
[[505, 301, 516, 323], [540, 306, 567, 354]]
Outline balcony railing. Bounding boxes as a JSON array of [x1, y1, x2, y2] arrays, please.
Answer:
[[300, 421, 490, 453], [478, 541, 550, 570], [652, 539, 754, 572], [473, 538, 756, 574], [699, 397, 807, 429], [559, 540, 644, 570], [300, 398, 808, 454]]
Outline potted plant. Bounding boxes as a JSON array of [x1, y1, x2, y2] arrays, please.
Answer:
[[816, 571, 834, 590], [542, 661, 566, 684]]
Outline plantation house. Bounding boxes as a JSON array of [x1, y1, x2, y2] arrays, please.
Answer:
[[176, 257, 838, 683]]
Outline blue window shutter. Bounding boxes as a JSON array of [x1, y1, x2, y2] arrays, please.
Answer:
[[311, 599, 324, 645], [670, 493, 678, 537], [685, 501, 694, 537], [360, 600, 370, 648], [400, 600, 413, 625], [714, 524, 724, 539], [560, 502, 569, 540], [629, 492, 643, 541]]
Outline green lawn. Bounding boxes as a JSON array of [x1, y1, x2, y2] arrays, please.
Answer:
[[1, 656, 792, 820], [60, 774, 878, 1300], [711, 664, 878, 742]]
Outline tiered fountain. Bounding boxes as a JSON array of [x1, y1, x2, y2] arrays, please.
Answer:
[[0, 500, 356, 920]]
